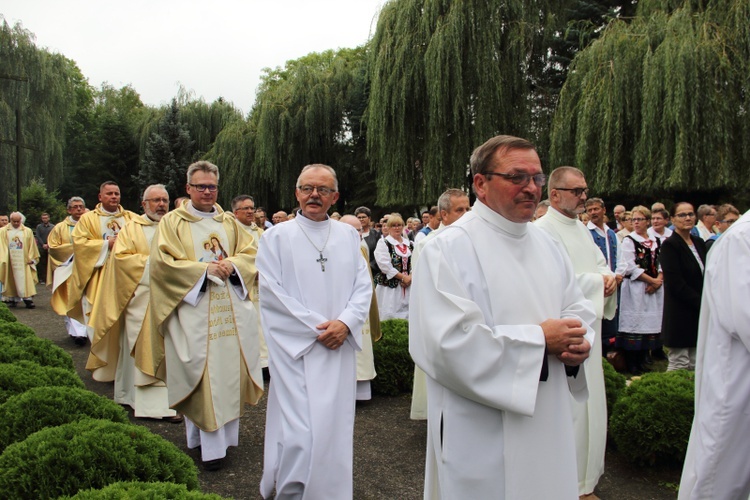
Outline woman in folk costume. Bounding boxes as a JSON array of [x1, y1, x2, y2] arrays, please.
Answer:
[[374, 214, 413, 321]]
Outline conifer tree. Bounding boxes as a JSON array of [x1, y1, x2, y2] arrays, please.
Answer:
[[134, 99, 194, 202]]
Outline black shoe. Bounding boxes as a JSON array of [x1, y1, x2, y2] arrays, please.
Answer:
[[203, 458, 223, 471], [73, 337, 87, 346], [7, 301, 17, 308], [23, 299, 35, 309]]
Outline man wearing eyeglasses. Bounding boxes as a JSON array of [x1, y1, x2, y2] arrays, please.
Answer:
[[148, 161, 264, 471], [257, 164, 372, 499], [536, 167, 617, 500], [48, 197, 88, 344], [230, 195, 268, 368], [409, 135, 595, 499], [60, 181, 136, 334], [86, 184, 180, 424]]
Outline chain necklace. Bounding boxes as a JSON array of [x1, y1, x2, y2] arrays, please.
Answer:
[[296, 218, 332, 272]]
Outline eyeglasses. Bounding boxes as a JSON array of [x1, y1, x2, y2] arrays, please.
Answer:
[[297, 185, 336, 196], [484, 171, 547, 187], [720, 219, 738, 225], [674, 212, 695, 219], [554, 187, 590, 197], [621, 217, 632, 222], [631, 217, 648, 222], [144, 198, 169, 204], [189, 184, 218, 192]]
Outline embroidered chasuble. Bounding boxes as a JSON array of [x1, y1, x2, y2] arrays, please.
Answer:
[[60, 204, 135, 323], [46, 217, 76, 288], [149, 203, 263, 432], [0, 225, 39, 299]]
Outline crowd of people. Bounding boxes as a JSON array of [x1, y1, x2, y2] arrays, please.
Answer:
[[0, 134, 747, 498]]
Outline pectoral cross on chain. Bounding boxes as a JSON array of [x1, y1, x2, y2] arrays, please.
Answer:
[[316, 252, 328, 272]]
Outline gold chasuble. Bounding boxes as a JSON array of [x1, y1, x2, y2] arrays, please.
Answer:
[[59, 204, 135, 323], [148, 203, 263, 432], [0, 225, 39, 299], [46, 217, 77, 288], [86, 215, 155, 380]]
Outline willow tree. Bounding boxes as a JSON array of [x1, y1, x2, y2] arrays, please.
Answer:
[[209, 47, 368, 211], [550, 0, 750, 200], [366, 0, 568, 205], [0, 18, 79, 211]]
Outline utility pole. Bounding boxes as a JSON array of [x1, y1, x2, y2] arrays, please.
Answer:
[[0, 73, 36, 211]]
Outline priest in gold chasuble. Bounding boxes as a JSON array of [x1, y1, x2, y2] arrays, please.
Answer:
[[59, 181, 136, 328], [86, 185, 179, 421], [0, 212, 39, 308], [149, 161, 263, 470]]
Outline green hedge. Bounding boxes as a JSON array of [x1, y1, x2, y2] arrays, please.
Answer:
[[0, 386, 130, 452], [0, 335, 75, 371], [0, 420, 199, 498], [610, 370, 695, 466], [0, 301, 16, 323], [372, 319, 414, 396], [602, 358, 627, 419], [0, 321, 33, 339], [0, 360, 84, 404], [63, 481, 227, 499]]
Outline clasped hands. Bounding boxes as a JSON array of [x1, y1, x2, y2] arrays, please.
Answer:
[[316, 320, 350, 350], [541, 318, 591, 367], [207, 260, 235, 281]]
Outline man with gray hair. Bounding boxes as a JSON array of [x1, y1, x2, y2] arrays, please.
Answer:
[[148, 162, 264, 470], [48, 197, 88, 344], [257, 164, 372, 498], [0, 212, 40, 309], [410, 188, 471, 420], [536, 167, 616, 499], [87, 184, 181, 423], [230, 194, 268, 368]]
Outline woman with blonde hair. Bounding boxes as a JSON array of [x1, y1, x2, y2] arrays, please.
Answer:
[[374, 214, 413, 320], [617, 205, 664, 374]]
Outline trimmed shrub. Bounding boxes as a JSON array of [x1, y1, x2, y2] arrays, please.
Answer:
[[0, 321, 33, 339], [0, 419, 199, 498], [602, 357, 627, 419], [610, 370, 695, 466], [63, 481, 227, 499], [0, 386, 130, 451], [0, 334, 75, 371], [372, 319, 413, 396], [0, 301, 17, 323], [0, 360, 84, 404]]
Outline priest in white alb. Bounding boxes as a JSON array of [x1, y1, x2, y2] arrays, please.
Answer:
[[0, 212, 39, 309], [257, 164, 372, 499], [148, 162, 263, 471], [86, 184, 181, 422], [535, 166, 616, 499], [678, 209, 750, 500], [410, 188, 471, 420], [409, 135, 596, 499]]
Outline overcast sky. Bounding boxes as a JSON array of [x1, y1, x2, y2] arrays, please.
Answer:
[[2, 0, 384, 114]]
